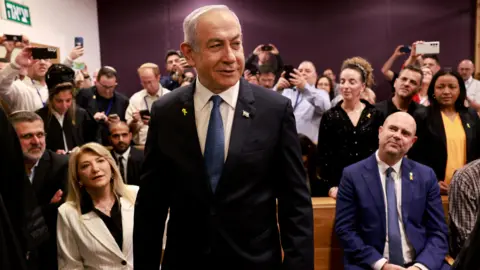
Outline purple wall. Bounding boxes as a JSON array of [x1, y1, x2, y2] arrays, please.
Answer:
[[97, 0, 475, 100]]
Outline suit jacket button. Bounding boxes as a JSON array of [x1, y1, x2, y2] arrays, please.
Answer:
[[121, 260, 127, 265]]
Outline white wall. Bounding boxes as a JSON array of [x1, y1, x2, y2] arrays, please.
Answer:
[[0, 0, 101, 73]]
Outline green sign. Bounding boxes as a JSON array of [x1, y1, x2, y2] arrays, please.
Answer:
[[5, 0, 31, 26]]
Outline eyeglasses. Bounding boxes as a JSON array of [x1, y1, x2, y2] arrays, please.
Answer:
[[97, 82, 117, 90], [19, 132, 46, 140]]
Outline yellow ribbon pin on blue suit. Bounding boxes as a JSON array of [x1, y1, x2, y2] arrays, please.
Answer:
[[409, 172, 413, 181]]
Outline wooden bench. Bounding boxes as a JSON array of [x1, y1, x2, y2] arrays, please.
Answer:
[[311, 196, 449, 270]]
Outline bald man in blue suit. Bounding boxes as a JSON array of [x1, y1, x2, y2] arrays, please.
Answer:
[[335, 112, 449, 270]]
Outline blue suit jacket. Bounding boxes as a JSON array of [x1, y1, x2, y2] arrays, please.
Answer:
[[334, 154, 449, 270]]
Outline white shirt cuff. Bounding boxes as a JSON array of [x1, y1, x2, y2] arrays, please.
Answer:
[[414, 262, 429, 270], [372, 258, 387, 270]]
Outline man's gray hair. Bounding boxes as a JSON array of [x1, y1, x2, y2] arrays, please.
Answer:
[[183, 5, 241, 51]]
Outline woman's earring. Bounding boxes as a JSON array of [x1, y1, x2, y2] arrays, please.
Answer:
[[79, 181, 83, 187]]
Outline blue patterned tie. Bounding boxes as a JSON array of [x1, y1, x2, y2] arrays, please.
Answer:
[[386, 167, 403, 265], [204, 95, 224, 192]]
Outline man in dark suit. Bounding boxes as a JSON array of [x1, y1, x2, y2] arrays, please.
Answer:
[[10, 111, 69, 270], [375, 65, 426, 122], [109, 121, 144, 186], [0, 106, 33, 270], [335, 112, 449, 270], [133, 4, 314, 270], [76, 66, 129, 145]]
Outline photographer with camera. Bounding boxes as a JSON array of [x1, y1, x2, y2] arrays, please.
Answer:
[[160, 50, 190, 90], [126, 63, 170, 145], [245, 43, 284, 80], [0, 34, 84, 112]]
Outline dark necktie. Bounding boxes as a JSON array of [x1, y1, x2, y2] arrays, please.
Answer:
[[118, 156, 126, 183], [386, 167, 403, 265], [204, 95, 224, 193]]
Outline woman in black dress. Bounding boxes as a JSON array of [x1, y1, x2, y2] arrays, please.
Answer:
[[317, 57, 384, 198]]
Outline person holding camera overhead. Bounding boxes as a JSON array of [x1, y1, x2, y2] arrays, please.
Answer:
[[0, 36, 84, 113], [245, 43, 284, 80], [125, 63, 170, 145], [160, 50, 191, 90], [274, 61, 331, 144]]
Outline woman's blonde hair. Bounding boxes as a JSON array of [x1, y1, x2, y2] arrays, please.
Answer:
[[66, 142, 135, 213], [341, 57, 375, 88]]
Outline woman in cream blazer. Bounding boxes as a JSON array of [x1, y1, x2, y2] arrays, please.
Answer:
[[57, 142, 138, 269]]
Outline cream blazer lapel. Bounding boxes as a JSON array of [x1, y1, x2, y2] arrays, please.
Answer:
[[81, 207, 125, 259], [120, 196, 134, 258]]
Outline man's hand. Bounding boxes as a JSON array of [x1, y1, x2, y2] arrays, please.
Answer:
[[69, 46, 84, 61], [406, 266, 422, 270], [93, 111, 108, 122], [381, 263, 406, 270], [244, 69, 254, 81], [393, 45, 407, 58], [253, 44, 264, 55], [328, 187, 338, 199], [269, 44, 280, 55], [107, 114, 120, 124], [56, 150, 68, 155], [15, 47, 35, 68], [289, 69, 307, 90], [275, 76, 291, 91], [439, 181, 449, 195], [409, 41, 424, 61], [179, 58, 189, 69], [3, 40, 15, 53], [50, 189, 63, 204], [467, 97, 480, 111], [132, 111, 142, 123]]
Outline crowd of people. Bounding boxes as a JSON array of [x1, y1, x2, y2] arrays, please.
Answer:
[[1, 3, 480, 270]]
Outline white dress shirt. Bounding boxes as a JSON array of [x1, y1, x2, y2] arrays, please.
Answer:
[[113, 146, 131, 183], [373, 151, 427, 270], [27, 159, 41, 183], [125, 85, 170, 145], [193, 78, 239, 159], [0, 63, 48, 112], [51, 110, 69, 151], [465, 76, 480, 104]]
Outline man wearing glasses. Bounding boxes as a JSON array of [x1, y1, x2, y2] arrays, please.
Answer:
[[76, 66, 129, 145], [9, 110, 68, 270]]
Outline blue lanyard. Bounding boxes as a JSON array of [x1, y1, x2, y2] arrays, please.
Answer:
[[31, 79, 46, 107], [104, 99, 114, 115], [293, 89, 302, 111], [95, 91, 114, 115]]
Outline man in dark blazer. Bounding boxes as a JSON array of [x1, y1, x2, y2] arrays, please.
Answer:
[[375, 65, 426, 122], [76, 66, 129, 145], [335, 112, 449, 270], [109, 121, 144, 186], [10, 111, 68, 270], [0, 106, 34, 270], [133, 5, 314, 270]]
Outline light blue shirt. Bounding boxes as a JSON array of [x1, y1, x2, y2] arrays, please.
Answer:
[[279, 83, 331, 143], [28, 159, 41, 183]]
